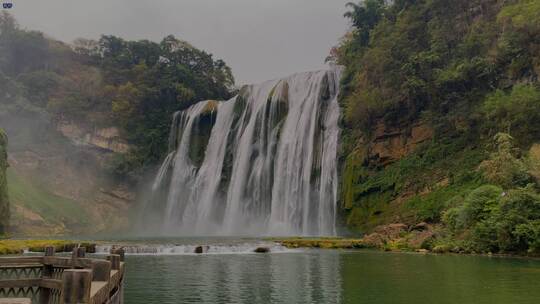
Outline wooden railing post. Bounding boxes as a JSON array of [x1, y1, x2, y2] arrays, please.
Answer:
[[44, 246, 56, 257], [61, 269, 92, 304], [71, 247, 86, 268], [107, 254, 121, 270], [1, 253, 125, 304], [92, 260, 111, 282], [72, 247, 86, 258], [39, 246, 56, 304], [110, 247, 125, 262]]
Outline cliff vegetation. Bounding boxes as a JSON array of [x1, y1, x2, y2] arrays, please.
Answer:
[[0, 11, 234, 180], [336, 0, 540, 255]]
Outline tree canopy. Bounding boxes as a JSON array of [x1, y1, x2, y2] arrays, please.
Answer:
[[0, 12, 235, 178]]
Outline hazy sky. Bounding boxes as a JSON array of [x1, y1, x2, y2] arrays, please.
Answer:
[[10, 0, 352, 84]]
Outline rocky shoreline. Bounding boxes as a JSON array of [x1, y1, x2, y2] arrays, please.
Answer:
[[273, 222, 540, 258]]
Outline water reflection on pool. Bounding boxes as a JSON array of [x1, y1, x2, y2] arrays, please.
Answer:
[[122, 242, 540, 304]]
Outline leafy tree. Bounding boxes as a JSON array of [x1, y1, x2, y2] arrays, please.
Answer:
[[497, 0, 540, 80], [482, 85, 540, 143], [528, 144, 540, 184], [478, 133, 531, 189], [344, 0, 387, 47], [47, 66, 108, 123], [495, 186, 540, 252], [0, 12, 50, 76], [514, 220, 540, 253], [443, 184, 540, 253]]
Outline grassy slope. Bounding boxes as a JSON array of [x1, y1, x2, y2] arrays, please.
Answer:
[[7, 168, 91, 233]]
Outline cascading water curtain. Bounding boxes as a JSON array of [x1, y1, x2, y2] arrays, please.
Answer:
[[145, 66, 342, 236]]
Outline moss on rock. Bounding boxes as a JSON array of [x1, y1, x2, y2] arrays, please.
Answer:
[[188, 101, 219, 167], [201, 100, 219, 116]]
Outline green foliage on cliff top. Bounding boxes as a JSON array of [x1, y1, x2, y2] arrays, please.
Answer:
[[338, 0, 540, 254], [482, 85, 540, 145], [0, 12, 235, 179], [337, 0, 539, 137]]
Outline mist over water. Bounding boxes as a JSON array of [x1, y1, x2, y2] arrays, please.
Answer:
[[142, 67, 342, 236]]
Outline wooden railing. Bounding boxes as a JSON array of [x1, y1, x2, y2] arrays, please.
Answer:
[[0, 246, 125, 304]]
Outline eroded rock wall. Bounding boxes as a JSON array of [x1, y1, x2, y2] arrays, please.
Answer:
[[57, 121, 131, 154]]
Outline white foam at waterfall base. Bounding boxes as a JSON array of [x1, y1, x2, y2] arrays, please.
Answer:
[[143, 66, 342, 237], [95, 243, 294, 256]]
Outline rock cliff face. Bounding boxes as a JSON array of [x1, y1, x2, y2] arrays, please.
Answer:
[[57, 121, 131, 154], [0, 115, 133, 236], [340, 119, 437, 232], [0, 129, 8, 235], [368, 122, 433, 167]]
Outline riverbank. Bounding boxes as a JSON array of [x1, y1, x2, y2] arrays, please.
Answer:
[[272, 222, 540, 258], [270, 237, 367, 249], [273, 235, 540, 258], [271, 223, 433, 251], [0, 239, 97, 255]]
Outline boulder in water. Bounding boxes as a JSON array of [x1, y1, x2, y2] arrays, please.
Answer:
[[254, 247, 270, 253], [194, 245, 209, 254]]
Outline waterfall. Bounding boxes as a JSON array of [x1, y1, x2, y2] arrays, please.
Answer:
[[145, 66, 342, 236]]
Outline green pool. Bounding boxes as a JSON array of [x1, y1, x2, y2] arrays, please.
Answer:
[[121, 244, 540, 304]]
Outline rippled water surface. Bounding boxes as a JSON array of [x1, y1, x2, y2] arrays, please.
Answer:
[[120, 239, 540, 304]]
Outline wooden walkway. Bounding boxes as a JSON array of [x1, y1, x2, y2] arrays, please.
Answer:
[[0, 246, 125, 304]]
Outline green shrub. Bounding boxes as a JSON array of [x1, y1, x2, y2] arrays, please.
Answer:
[[460, 185, 503, 228], [527, 144, 540, 184], [470, 219, 500, 253], [445, 184, 540, 254], [496, 186, 540, 252], [482, 85, 540, 144], [478, 133, 531, 188], [514, 220, 540, 253], [442, 185, 502, 232]]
